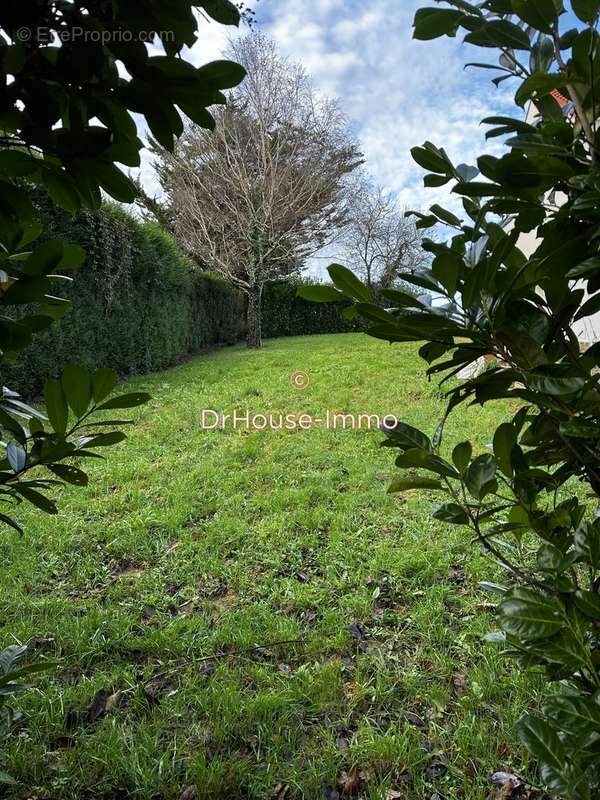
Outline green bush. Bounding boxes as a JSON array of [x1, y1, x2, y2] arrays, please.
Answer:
[[262, 279, 366, 338], [302, 3, 600, 797], [3, 195, 245, 396], [2, 197, 375, 397]]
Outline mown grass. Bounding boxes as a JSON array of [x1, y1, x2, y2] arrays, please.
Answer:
[[1, 333, 543, 799]]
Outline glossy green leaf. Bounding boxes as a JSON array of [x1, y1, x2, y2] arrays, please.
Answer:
[[43, 380, 68, 435], [6, 443, 25, 473], [22, 240, 63, 277], [296, 285, 346, 303], [465, 20, 532, 50], [387, 475, 444, 493], [566, 257, 600, 279], [413, 7, 465, 39], [432, 251, 462, 295], [543, 695, 600, 735], [14, 486, 57, 514], [410, 145, 452, 174], [62, 364, 91, 418], [430, 204, 461, 227], [573, 522, 600, 568], [515, 71, 570, 106], [327, 264, 370, 302], [499, 588, 563, 639], [41, 169, 81, 213], [85, 162, 137, 203], [197, 60, 246, 89], [511, 0, 558, 33], [47, 464, 88, 486], [452, 441, 472, 472], [493, 423, 517, 477], [559, 419, 600, 438], [464, 454, 497, 499], [200, 0, 240, 25], [573, 589, 600, 619], [517, 714, 566, 771], [92, 368, 119, 404], [432, 502, 469, 524], [79, 432, 127, 448], [57, 244, 85, 270], [527, 373, 586, 396], [571, 0, 600, 22], [96, 392, 150, 411], [384, 422, 432, 452]]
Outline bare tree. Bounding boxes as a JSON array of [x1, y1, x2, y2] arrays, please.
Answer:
[[152, 32, 362, 347], [344, 182, 428, 291]]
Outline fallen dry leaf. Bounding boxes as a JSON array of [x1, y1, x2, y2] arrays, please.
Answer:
[[337, 769, 367, 796], [451, 672, 468, 693], [198, 663, 216, 680], [425, 762, 448, 780], [69, 688, 122, 729], [141, 604, 157, 622], [86, 690, 112, 724], [490, 771, 522, 799], [404, 712, 427, 729]]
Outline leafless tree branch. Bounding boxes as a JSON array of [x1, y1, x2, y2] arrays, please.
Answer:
[[151, 32, 363, 346]]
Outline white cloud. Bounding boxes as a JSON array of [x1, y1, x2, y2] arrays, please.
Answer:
[[262, 0, 516, 207], [136, 1, 520, 275]]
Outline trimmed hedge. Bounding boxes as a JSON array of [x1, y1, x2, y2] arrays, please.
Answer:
[[3, 196, 245, 396], [2, 196, 369, 397], [262, 280, 366, 339]]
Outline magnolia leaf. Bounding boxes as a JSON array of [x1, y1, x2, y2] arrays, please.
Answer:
[[452, 441, 472, 472], [96, 393, 150, 411], [92, 368, 119, 404], [493, 423, 517, 477], [511, 0, 558, 34], [297, 285, 346, 303], [62, 363, 92, 418], [433, 502, 469, 524], [571, 0, 600, 23], [387, 476, 444, 493], [465, 454, 497, 500], [517, 715, 566, 772], [43, 380, 68, 435], [327, 265, 370, 302], [498, 588, 563, 640], [413, 7, 465, 40]]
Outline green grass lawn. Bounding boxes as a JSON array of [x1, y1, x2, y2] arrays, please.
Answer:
[[1, 333, 543, 799]]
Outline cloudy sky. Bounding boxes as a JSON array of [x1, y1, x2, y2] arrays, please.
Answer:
[[139, 2, 515, 201], [137, 1, 577, 272]]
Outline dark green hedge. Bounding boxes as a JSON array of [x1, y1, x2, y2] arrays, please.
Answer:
[[262, 280, 366, 339], [3, 196, 245, 396], [2, 195, 371, 397]]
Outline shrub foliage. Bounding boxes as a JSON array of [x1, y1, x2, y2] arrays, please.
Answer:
[[262, 280, 366, 339], [6, 210, 377, 397], [302, 1, 600, 797], [0, 0, 246, 524], [3, 196, 246, 397], [0, 0, 245, 767]]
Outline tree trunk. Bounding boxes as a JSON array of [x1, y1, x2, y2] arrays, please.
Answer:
[[246, 284, 263, 348]]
